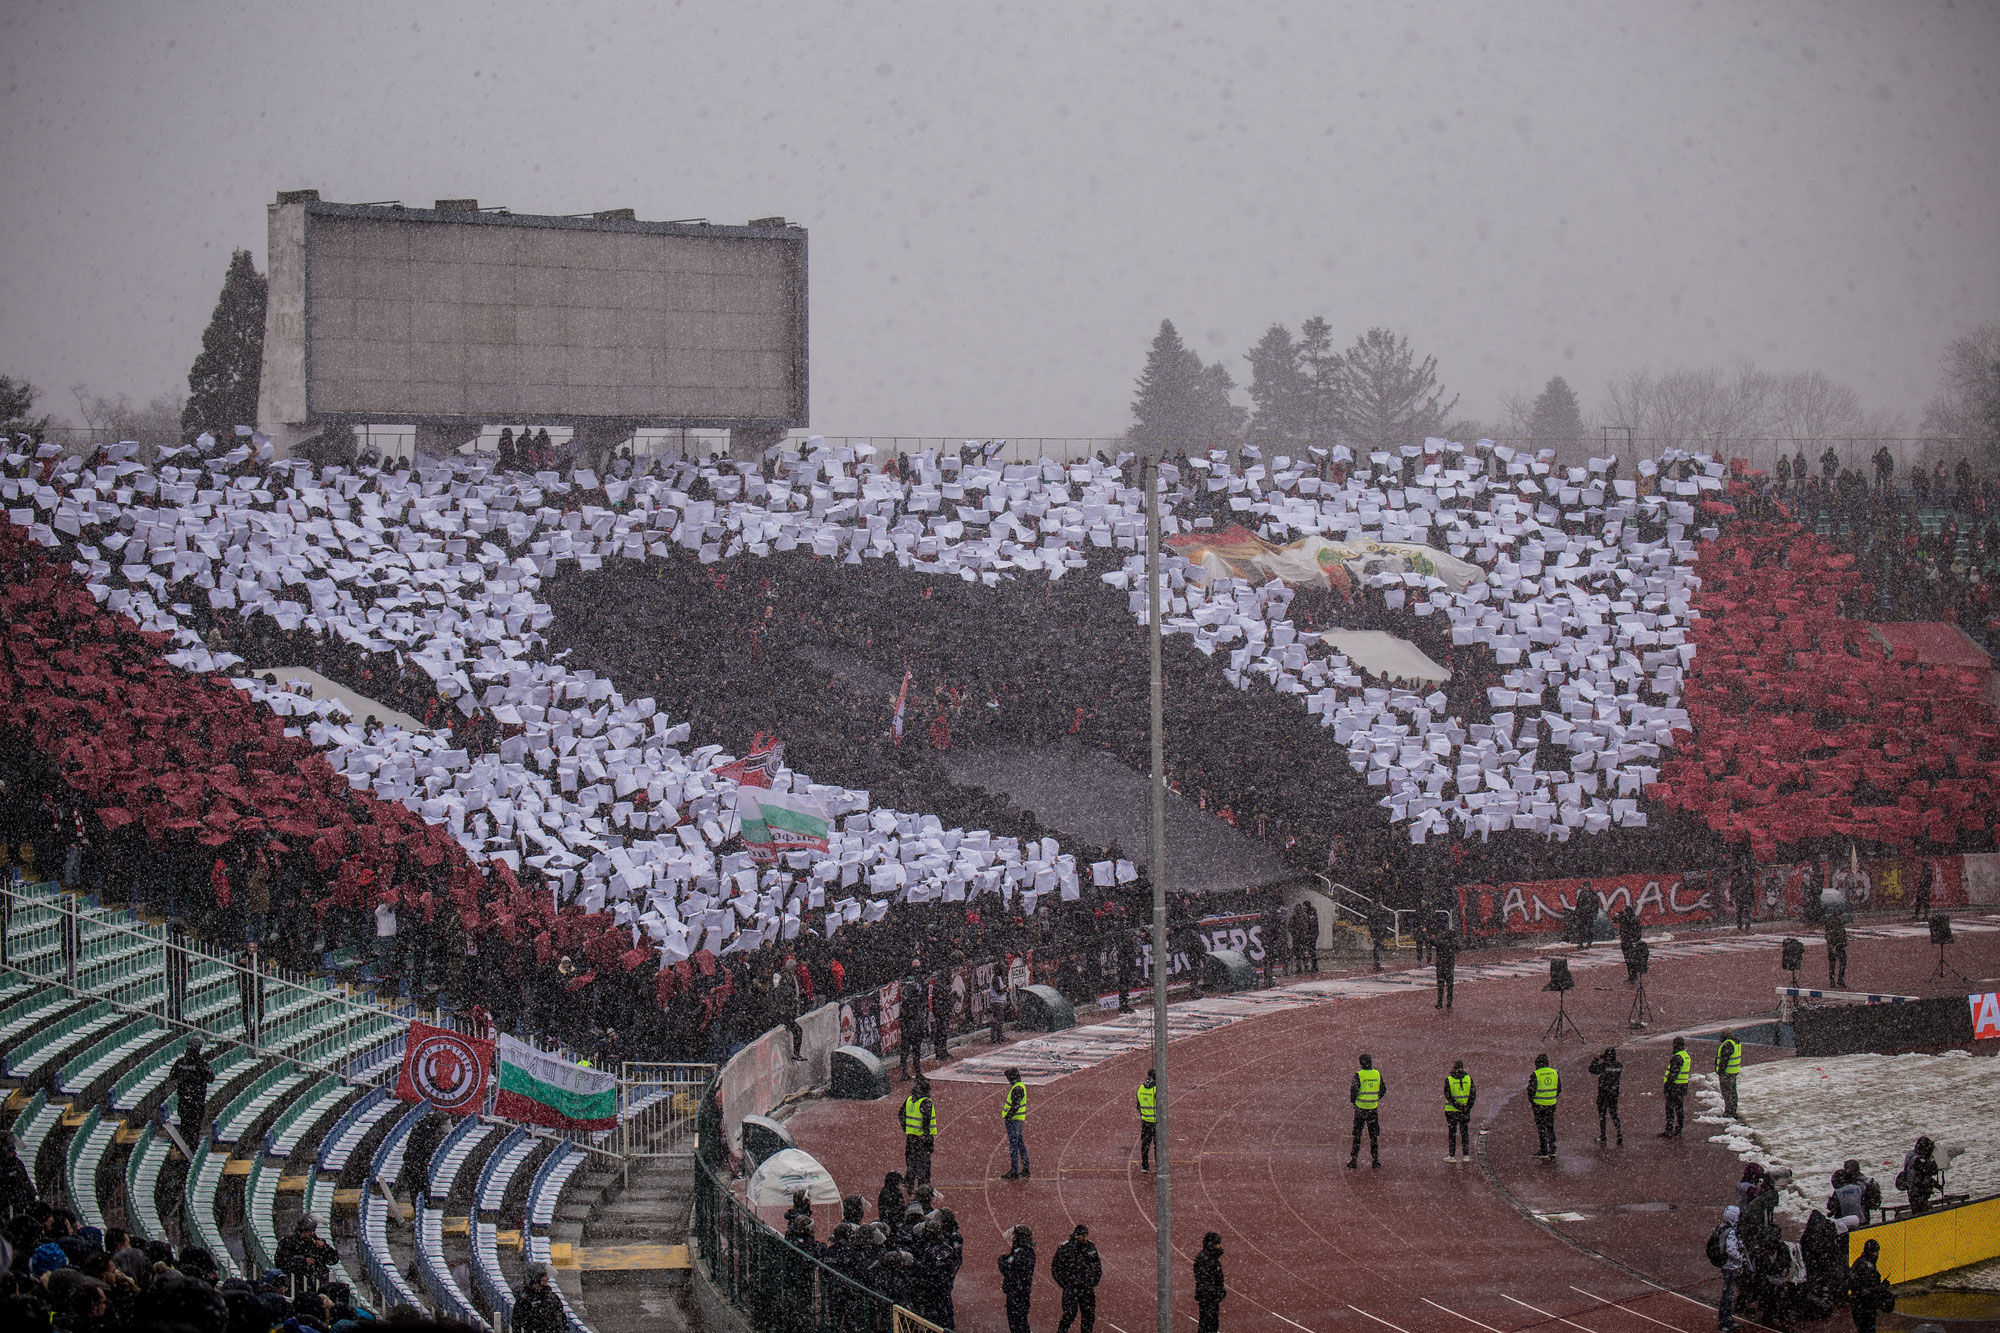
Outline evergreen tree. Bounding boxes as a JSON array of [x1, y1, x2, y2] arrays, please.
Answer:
[[1527, 376, 1587, 454], [181, 249, 267, 442], [1328, 327, 1458, 452], [1244, 324, 1307, 445], [0, 376, 50, 439], [1296, 316, 1340, 443], [1128, 319, 1245, 446]]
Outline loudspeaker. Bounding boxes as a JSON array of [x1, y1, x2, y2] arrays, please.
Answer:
[[1781, 938, 1805, 971], [1545, 958, 1575, 992], [1631, 940, 1651, 975], [1930, 913, 1953, 946]]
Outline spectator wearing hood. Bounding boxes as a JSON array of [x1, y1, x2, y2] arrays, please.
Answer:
[[1714, 1205, 1746, 1333]]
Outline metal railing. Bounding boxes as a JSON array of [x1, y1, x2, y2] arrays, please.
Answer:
[[617, 1061, 712, 1166], [1312, 874, 1414, 948], [1, 880, 404, 1082]]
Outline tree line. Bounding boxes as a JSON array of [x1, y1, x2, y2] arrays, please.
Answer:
[[1125, 316, 2000, 462]]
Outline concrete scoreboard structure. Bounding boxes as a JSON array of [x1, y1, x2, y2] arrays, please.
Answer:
[[257, 192, 807, 457]]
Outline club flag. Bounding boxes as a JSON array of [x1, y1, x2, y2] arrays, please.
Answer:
[[494, 1033, 619, 1131], [713, 732, 784, 789], [891, 667, 911, 744], [737, 787, 831, 865], [395, 1021, 494, 1116]]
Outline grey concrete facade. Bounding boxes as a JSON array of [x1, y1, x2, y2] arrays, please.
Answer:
[[258, 195, 807, 455]]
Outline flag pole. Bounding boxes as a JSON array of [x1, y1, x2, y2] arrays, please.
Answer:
[[1145, 452, 1173, 1333]]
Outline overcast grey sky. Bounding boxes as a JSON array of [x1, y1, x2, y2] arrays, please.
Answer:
[[3, 0, 1995, 438]]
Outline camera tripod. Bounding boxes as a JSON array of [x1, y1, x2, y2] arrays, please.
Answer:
[[1544, 986, 1585, 1042], [1930, 942, 1967, 982], [1628, 977, 1655, 1029]]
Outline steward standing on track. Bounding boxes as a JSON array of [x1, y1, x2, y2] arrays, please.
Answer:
[[1136, 1069, 1159, 1172], [1347, 1054, 1385, 1169], [1590, 1047, 1623, 1145], [1001, 1067, 1031, 1179], [1824, 912, 1848, 988], [1661, 1037, 1690, 1137], [1444, 1059, 1475, 1162], [901, 966, 930, 1080], [1529, 1054, 1560, 1158], [1715, 1029, 1742, 1119], [901, 1076, 935, 1186]]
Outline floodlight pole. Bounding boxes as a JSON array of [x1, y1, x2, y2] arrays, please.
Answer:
[[1145, 453, 1173, 1333]]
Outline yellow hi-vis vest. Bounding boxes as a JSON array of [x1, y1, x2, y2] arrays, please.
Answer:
[[1354, 1068, 1382, 1111], [1666, 1050, 1691, 1086], [1136, 1083, 1157, 1123], [903, 1095, 932, 1137], [1446, 1073, 1472, 1111], [1532, 1066, 1560, 1107], [1718, 1040, 1741, 1077], [1003, 1081, 1028, 1121]]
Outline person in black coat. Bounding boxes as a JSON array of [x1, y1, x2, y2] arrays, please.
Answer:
[[1589, 1047, 1624, 1146], [1432, 916, 1458, 1009], [0, 1131, 35, 1219], [1193, 1231, 1226, 1333], [513, 1263, 566, 1333], [997, 1225, 1036, 1333], [1051, 1224, 1102, 1333], [169, 1038, 213, 1145]]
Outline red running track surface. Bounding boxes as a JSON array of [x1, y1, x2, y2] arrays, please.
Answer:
[[784, 919, 2000, 1333]]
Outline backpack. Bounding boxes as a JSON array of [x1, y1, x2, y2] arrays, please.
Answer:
[[1861, 1177, 1882, 1212], [1706, 1225, 1729, 1267], [1892, 1168, 1908, 1192]]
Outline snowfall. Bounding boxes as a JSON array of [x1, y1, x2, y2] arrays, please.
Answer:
[[1700, 1049, 2000, 1289]]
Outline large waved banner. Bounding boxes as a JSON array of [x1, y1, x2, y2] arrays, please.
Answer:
[[1457, 871, 1717, 937], [737, 787, 831, 865], [395, 1021, 494, 1115], [494, 1033, 618, 1131]]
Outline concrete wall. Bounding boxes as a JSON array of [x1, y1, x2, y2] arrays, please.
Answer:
[[257, 200, 310, 429], [302, 213, 802, 423]]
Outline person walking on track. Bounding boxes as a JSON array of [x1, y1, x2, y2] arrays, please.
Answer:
[[1194, 1232, 1227, 1333], [1347, 1054, 1385, 1169], [1589, 1047, 1624, 1145], [901, 967, 929, 1080], [901, 1076, 936, 1187], [1529, 1053, 1560, 1158], [1136, 1069, 1159, 1172], [1051, 1223, 1102, 1333], [1001, 1067, 1031, 1179], [1661, 1037, 1691, 1137], [1715, 1029, 1742, 1120], [1444, 1059, 1475, 1162], [1824, 912, 1848, 987], [998, 1224, 1036, 1333]]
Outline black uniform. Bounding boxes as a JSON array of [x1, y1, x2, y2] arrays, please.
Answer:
[[998, 1238, 1036, 1333], [1824, 915, 1848, 987], [170, 1045, 213, 1144], [1193, 1240, 1226, 1333], [1052, 1234, 1102, 1333], [1588, 1050, 1623, 1144], [1433, 929, 1458, 1009]]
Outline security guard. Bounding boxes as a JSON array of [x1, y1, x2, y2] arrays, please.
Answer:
[[1529, 1054, 1560, 1158], [1444, 1060, 1476, 1162], [1001, 1066, 1031, 1179], [1715, 1029, 1742, 1120], [901, 1075, 936, 1186], [1136, 1069, 1159, 1172], [1661, 1036, 1691, 1137], [1347, 1054, 1385, 1169]]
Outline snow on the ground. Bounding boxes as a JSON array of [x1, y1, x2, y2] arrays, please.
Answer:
[[1696, 1049, 2000, 1232]]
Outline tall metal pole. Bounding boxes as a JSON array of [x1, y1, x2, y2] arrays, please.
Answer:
[[1145, 455, 1174, 1332]]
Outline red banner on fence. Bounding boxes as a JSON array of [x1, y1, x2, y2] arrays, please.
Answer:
[[395, 1020, 494, 1116], [1456, 871, 1718, 937]]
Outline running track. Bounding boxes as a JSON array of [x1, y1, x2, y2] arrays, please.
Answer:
[[786, 918, 2000, 1333]]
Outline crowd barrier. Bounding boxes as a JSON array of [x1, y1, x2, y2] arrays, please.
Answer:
[[1850, 1193, 2000, 1284]]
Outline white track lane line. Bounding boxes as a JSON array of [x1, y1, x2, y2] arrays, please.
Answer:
[[1273, 1315, 1319, 1332], [1348, 1304, 1417, 1333], [1567, 1286, 1696, 1333], [1503, 1293, 1601, 1333], [1628, 1278, 1786, 1333], [1422, 1297, 1509, 1332]]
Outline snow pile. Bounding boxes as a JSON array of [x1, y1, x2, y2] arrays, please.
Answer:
[[1701, 1049, 2000, 1233]]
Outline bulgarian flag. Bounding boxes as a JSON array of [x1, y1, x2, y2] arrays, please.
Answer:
[[494, 1034, 618, 1131], [737, 787, 831, 865]]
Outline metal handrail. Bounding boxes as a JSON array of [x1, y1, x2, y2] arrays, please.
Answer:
[[1312, 873, 1412, 948]]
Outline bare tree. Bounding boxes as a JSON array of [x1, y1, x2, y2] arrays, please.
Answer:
[[1601, 362, 1772, 453], [1922, 325, 2000, 456], [70, 384, 187, 458]]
